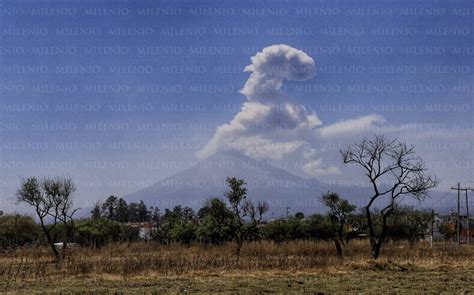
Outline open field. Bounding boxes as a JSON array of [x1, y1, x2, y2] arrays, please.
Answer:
[[1, 241, 473, 293]]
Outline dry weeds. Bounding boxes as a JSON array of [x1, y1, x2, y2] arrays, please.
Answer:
[[0, 240, 472, 293]]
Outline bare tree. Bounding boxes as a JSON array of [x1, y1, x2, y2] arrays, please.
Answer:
[[43, 177, 80, 259], [16, 177, 59, 259], [340, 135, 438, 259], [16, 176, 80, 260]]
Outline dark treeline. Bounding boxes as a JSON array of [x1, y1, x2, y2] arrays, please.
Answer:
[[91, 196, 153, 223], [2, 176, 441, 260]]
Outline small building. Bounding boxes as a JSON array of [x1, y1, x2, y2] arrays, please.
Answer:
[[127, 222, 156, 240]]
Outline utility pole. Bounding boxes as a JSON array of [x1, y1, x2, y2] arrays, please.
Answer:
[[452, 183, 461, 245], [451, 183, 471, 245], [466, 189, 473, 244]]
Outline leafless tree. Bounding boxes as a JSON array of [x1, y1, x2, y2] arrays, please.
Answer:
[[16, 176, 80, 260], [43, 177, 80, 259], [340, 135, 438, 259]]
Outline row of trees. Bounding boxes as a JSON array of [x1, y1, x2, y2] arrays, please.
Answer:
[[7, 135, 438, 260], [7, 177, 434, 260], [1, 189, 435, 259], [91, 196, 154, 223], [93, 177, 269, 256]]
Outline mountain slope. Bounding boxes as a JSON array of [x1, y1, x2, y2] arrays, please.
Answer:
[[125, 151, 453, 216], [126, 151, 369, 215]]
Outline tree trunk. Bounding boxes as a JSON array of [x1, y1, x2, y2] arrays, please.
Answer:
[[40, 221, 60, 261], [334, 239, 343, 259], [48, 240, 60, 261], [371, 212, 390, 259], [365, 206, 378, 258], [61, 241, 68, 260], [372, 239, 383, 259]]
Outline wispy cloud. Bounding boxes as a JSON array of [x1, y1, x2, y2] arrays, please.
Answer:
[[318, 114, 386, 138]]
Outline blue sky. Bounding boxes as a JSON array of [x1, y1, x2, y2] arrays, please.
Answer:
[[1, 0, 473, 211]]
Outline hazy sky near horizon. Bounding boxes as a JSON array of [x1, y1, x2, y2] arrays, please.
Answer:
[[1, 0, 473, 212]]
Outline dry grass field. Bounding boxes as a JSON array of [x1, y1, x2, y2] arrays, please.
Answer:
[[1, 241, 473, 294]]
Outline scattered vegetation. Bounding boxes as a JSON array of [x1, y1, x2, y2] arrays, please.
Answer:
[[0, 241, 472, 293], [1, 136, 465, 293]]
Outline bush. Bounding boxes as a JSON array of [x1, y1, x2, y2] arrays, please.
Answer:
[[171, 223, 197, 245], [263, 218, 308, 243], [386, 206, 432, 245], [0, 214, 39, 249], [75, 218, 139, 248]]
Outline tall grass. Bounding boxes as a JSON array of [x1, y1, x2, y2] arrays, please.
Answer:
[[0, 240, 472, 283]]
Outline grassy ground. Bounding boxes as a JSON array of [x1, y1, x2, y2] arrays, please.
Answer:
[[1, 241, 473, 294], [4, 268, 473, 294]]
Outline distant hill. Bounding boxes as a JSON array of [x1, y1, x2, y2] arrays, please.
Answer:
[[125, 151, 454, 216]]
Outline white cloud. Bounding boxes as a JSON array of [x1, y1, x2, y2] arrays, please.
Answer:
[[196, 101, 321, 159], [194, 44, 471, 189], [318, 114, 386, 138], [303, 158, 341, 176], [197, 44, 387, 176], [231, 136, 306, 160], [240, 44, 315, 102]]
